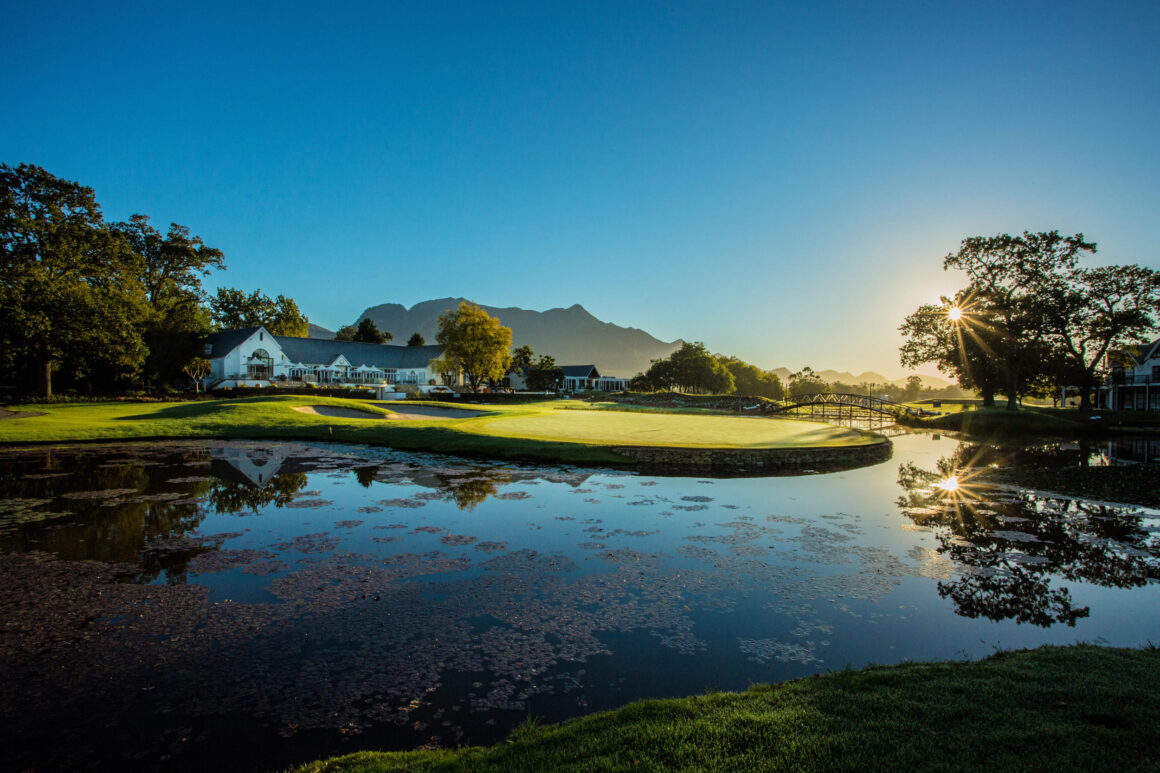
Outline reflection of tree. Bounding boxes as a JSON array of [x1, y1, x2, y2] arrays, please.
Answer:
[[354, 466, 378, 488], [433, 469, 511, 511], [896, 453, 1160, 627], [0, 447, 214, 581], [208, 472, 309, 515]]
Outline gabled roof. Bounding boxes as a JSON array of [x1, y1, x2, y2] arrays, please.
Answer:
[[1136, 338, 1160, 364], [561, 364, 600, 378], [203, 327, 266, 357], [272, 336, 444, 369]]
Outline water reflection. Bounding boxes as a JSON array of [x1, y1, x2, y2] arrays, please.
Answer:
[[0, 437, 1157, 772], [896, 452, 1160, 627]]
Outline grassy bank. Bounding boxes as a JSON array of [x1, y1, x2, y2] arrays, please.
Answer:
[[291, 644, 1159, 772], [0, 396, 881, 467], [904, 405, 1160, 438]]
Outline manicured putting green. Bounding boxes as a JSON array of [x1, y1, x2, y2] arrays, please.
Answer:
[[469, 407, 873, 448]]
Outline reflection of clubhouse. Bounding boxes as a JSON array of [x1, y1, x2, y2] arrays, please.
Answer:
[[211, 445, 295, 487]]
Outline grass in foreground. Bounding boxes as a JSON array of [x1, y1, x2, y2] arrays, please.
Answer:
[[291, 645, 1159, 773], [0, 396, 880, 466]]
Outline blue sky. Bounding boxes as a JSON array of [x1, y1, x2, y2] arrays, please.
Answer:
[[4, 1, 1158, 378]]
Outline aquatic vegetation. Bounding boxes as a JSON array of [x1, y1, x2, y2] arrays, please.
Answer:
[[0, 436, 1156, 771]]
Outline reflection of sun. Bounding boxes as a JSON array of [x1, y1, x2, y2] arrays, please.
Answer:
[[947, 307, 963, 322], [931, 466, 988, 507]]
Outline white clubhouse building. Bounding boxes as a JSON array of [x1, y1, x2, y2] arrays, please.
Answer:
[[204, 326, 630, 395], [203, 327, 456, 393]]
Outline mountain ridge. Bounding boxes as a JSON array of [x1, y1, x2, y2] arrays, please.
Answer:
[[353, 298, 685, 377], [310, 300, 948, 388]]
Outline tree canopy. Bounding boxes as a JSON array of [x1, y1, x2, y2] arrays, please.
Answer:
[[0, 163, 318, 396], [113, 214, 222, 388], [900, 231, 1158, 411], [407, 332, 425, 347], [434, 301, 513, 392], [716, 355, 783, 399], [524, 354, 565, 392], [353, 318, 391, 344], [210, 287, 309, 337], [0, 163, 148, 396], [636, 342, 734, 394]]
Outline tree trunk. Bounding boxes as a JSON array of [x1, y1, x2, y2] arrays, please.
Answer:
[[1004, 373, 1020, 411], [39, 357, 53, 399], [1077, 378, 1094, 413], [980, 386, 995, 407]]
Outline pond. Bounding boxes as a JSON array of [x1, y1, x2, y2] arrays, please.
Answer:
[[1, 433, 1158, 771]]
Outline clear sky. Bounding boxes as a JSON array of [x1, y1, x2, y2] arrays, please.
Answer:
[[4, 1, 1158, 378]]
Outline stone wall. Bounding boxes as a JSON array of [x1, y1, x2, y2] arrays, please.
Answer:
[[609, 439, 893, 476]]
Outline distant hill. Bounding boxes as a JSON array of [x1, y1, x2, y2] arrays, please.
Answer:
[[308, 323, 335, 339], [356, 299, 683, 377], [318, 299, 947, 387], [770, 368, 949, 390]]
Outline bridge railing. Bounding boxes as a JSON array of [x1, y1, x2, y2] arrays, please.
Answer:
[[767, 393, 914, 417]]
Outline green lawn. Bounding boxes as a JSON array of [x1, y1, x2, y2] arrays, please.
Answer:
[[289, 644, 1160, 773], [0, 396, 880, 466], [463, 402, 874, 448]]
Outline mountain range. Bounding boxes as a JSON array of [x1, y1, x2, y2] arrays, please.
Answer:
[[310, 299, 947, 387], [768, 368, 947, 389], [314, 298, 684, 377]]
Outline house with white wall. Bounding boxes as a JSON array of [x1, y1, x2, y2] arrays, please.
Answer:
[[202, 327, 457, 393], [1097, 337, 1160, 411]]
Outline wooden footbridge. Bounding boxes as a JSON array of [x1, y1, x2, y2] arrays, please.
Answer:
[[761, 393, 916, 425]]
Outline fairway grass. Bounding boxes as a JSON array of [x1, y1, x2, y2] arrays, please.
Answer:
[[467, 403, 873, 448], [0, 397, 880, 468], [289, 644, 1160, 773]]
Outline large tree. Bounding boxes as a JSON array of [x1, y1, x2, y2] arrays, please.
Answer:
[[114, 214, 223, 388], [210, 287, 309, 337], [524, 354, 565, 392], [0, 163, 148, 396], [942, 231, 1095, 410], [352, 317, 391, 344], [434, 301, 513, 391], [509, 345, 535, 377], [1039, 264, 1160, 411], [639, 342, 733, 394], [899, 290, 1004, 407], [717, 355, 783, 399], [787, 366, 828, 398], [115, 214, 224, 307], [905, 232, 1158, 411]]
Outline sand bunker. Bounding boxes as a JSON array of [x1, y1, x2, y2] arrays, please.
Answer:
[[294, 405, 480, 421]]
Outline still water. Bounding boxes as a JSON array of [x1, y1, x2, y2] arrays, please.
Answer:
[[1, 433, 1157, 770]]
